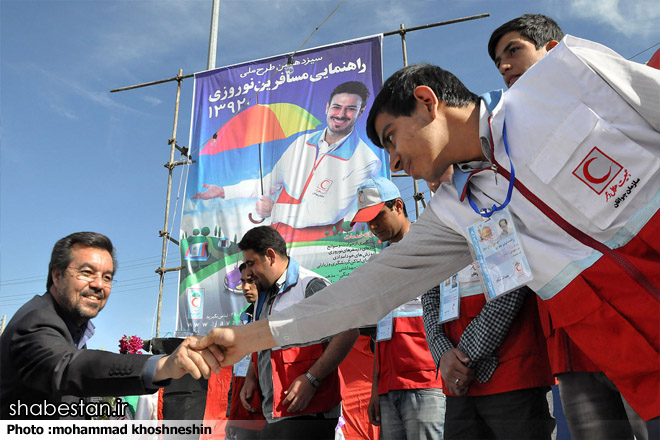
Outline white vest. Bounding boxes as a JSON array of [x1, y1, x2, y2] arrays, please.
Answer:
[[431, 35, 660, 301]]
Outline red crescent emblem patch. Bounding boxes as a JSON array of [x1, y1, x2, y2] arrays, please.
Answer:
[[573, 147, 622, 195]]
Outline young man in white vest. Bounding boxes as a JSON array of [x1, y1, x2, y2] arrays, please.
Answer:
[[489, 14, 648, 440]]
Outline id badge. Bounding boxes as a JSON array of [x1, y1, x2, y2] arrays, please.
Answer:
[[376, 311, 394, 341], [234, 354, 251, 377], [439, 274, 460, 323], [467, 207, 533, 300]]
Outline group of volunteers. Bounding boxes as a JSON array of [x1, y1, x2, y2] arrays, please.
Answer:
[[196, 12, 660, 440], [2, 12, 658, 440]]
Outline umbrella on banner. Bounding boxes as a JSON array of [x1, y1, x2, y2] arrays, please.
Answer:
[[200, 102, 322, 223], [200, 103, 322, 155]]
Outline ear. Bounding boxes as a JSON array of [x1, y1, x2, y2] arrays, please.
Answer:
[[545, 40, 559, 51], [394, 198, 405, 214], [325, 102, 330, 114], [265, 248, 277, 266], [413, 86, 440, 119], [51, 268, 63, 293]]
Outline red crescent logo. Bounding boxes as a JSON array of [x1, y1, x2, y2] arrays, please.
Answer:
[[583, 157, 611, 184], [320, 179, 332, 190], [358, 192, 365, 204], [191, 297, 201, 308]]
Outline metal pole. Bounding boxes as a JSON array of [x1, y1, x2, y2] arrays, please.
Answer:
[[0, 315, 5, 335], [155, 69, 183, 338], [111, 14, 489, 94], [400, 24, 408, 67], [383, 13, 489, 37], [397, 23, 424, 217], [207, 0, 220, 70]]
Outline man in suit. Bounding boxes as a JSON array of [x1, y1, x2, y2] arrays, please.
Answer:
[[0, 231, 219, 419]]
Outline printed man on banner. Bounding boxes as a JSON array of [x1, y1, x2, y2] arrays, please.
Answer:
[[192, 81, 382, 242]]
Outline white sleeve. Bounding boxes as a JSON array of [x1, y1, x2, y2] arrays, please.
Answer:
[[268, 207, 472, 346]]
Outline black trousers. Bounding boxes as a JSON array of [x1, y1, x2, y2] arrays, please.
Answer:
[[259, 414, 337, 440], [444, 386, 555, 440]]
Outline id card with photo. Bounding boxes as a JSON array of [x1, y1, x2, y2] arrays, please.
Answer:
[[439, 274, 460, 323], [467, 208, 533, 300], [376, 311, 394, 341], [234, 354, 251, 377]]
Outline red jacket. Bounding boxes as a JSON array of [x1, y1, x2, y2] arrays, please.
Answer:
[[444, 291, 553, 396], [258, 344, 342, 418], [376, 314, 442, 395]]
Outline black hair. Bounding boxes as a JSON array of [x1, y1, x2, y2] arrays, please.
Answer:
[[329, 81, 370, 110], [366, 64, 479, 148], [238, 262, 247, 273], [488, 14, 564, 61], [384, 198, 408, 218], [238, 226, 288, 258], [47, 232, 116, 290]]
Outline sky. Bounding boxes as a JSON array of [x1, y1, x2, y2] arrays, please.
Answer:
[[1, 0, 658, 353]]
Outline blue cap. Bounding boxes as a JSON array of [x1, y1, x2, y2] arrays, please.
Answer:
[[350, 177, 400, 226]]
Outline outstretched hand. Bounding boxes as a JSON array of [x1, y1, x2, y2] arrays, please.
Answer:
[[154, 336, 221, 382], [191, 184, 224, 200], [189, 321, 276, 368]]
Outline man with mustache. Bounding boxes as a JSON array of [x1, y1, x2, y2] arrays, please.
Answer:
[[0, 232, 219, 419]]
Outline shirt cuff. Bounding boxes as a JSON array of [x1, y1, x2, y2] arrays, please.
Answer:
[[141, 355, 171, 390]]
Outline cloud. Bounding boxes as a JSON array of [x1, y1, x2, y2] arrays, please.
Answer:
[[49, 104, 79, 121], [142, 95, 164, 106], [567, 0, 660, 37], [30, 64, 146, 115], [90, 2, 209, 72]]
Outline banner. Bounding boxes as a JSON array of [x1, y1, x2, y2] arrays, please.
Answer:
[[178, 36, 387, 335]]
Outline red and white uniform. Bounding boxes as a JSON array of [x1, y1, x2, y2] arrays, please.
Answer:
[[376, 299, 442, 395], [224, 128, 381, 241], [255, 262, 341, 421], [432, 36, 660, 418]]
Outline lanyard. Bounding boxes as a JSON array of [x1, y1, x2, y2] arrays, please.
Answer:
[[467, 121, 515, 218]]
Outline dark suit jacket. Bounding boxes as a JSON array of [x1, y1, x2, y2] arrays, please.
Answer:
[[0, 292, 156, 419]]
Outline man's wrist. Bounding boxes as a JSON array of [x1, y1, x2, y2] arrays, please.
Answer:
[[304, 371, 321, 388]]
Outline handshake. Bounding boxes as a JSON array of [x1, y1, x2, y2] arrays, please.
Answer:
[[155, 321, 274, 381]]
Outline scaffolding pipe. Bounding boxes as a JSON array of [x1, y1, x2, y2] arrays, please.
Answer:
[[155, 69, 183, 338], [110, 13, 489, 94], [395, 23, 424, 216], [207, 0, 220, 70]]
